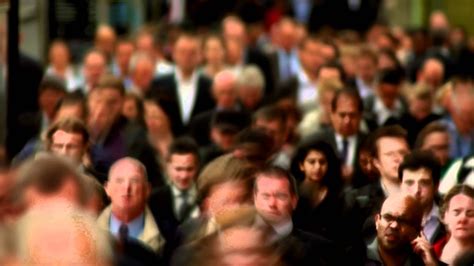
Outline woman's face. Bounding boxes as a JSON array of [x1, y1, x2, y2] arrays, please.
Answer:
[[443, 194, 474, 241], [299, 150, 328, 183], [204, 38, 225, 65]]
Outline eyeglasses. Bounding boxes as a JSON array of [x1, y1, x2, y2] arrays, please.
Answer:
[[380, 213, 417, 228]]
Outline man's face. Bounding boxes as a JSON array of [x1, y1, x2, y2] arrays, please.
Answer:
[[132, 59, 154, 91], [204, 180, 250, 216], [83, 52, 106, 88], [400, 168, 435, 212], [299, 41, 323, 76], [173, 37, 200, 73], [375, 198, 420, 251], [254, 175, 297, 225], [106, 160, 150, 215], [357, 56, 376, 82], [238, 86, 262, 110], [378, 83, 400, 106], [318, 67, 341, 82], [213, 79, 236, 109], [39, 89, 65, 118], [167, 154, 198, 191], [330, 95, 361, 137], [50, 130, 86, 164], [254, 118, 286, 150], [115, 42, 134, 71], [87, 88, 123, 134], [443, 194, 474, 241], [374, 137, 410, 181], [421, 132, 450, 166], [49, 43, 70, 69]]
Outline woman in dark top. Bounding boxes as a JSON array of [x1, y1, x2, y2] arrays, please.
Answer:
[[291, 140, 346, 241]]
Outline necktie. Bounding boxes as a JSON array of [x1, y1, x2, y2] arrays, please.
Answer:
[[341, 138, 349, 165], [178, 191, 190, 221], [119, 223, 129, 242]]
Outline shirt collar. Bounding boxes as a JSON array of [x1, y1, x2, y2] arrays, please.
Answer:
[[423, 203, 440, 225], [335, 132, 357, 143], [110, 211, 145, 239], [175, 68, 198, 85], [171, 184, 197, 198], [374, 96, 402, 113]]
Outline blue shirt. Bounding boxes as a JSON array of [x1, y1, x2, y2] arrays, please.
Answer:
[[440, 116, 474, 159], [110, 212, 145, 239]]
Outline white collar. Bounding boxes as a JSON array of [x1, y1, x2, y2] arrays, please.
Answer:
[[423, 203, 440, 225], [171, 184, 197, 198], [335, 133, 357, 143], [374, 96, 402, 113], [175, 68, 198, 84], [272, 219, 293, 238], [298, 69, 315, 86]]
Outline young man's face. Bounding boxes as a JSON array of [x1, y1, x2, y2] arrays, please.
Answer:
[[374, 137, 410, 182], [50, 130, 86, 165], [253, 175, 297, 225], [167, 153, 198, 191], [400, 168, 435, 212]]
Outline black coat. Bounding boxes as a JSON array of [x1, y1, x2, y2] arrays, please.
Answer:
[[148, 73, 215, 136]]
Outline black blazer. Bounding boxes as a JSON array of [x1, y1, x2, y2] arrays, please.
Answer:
[[148, 186, 183, 243], [148, 73, 215, 136]]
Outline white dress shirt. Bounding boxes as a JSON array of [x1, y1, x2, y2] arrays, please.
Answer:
[[175, 70, 198, 124], [335, 133, 357, 167], [171, 185, 199, 219], [297, 70, 318, 113], [373, 96, 403, 126]]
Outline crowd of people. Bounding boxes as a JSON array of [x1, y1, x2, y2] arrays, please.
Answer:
[[0, 4, 474, 266]]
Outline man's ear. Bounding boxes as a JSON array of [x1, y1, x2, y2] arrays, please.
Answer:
[[104, 181, 111, 198], [373, 157, 381, 171], [375, 213, 381, 230], [291, 195, 298, 210]]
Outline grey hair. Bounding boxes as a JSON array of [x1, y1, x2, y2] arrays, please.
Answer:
[[128, 52, 155, 74], [237, 65, 265, 92]]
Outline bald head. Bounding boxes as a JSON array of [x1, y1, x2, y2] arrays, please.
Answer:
[[213, 70, 237, 109], [95, 25, 117, 57], [419, 58, 444, 89], [376, 194, 423, 252], [222, 16, 247, 45]]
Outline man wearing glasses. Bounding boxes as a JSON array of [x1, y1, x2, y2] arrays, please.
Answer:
[[366, 194, 438, 266]]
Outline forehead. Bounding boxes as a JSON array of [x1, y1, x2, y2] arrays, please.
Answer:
[[335, 94, 359, 112], [402, 168, 432, 182], [256, 175, 290, 193], [169, 153, 197, 164], [377, 137, 408, 152], [52, 130, 84, 143], [175, 37, 199, 50], [381, 198, 411, 215], [110, 161, 144, 179], [448, 194, 474, 210]]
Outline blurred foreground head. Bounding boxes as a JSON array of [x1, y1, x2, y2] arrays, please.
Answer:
[[10, 206, 112, 265]]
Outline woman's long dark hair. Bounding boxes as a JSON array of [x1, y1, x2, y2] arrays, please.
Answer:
[[290, 140, 343, 193]]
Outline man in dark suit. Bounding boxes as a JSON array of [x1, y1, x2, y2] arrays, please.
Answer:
[[253, 166, 342, 266], [87, 75, 162, 187], [148, 137, 200, 243], [303, 88, 368, 188], [148, 33, 214, 136]]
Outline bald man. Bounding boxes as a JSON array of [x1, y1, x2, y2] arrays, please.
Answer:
[[98, 157, 165, 253], [365, 194, 438, 266], [417, 58, 445, 91], [95, 24, 117, 60]]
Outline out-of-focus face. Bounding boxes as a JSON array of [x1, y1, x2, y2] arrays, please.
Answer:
[[204, 180, 250, 216], [278, 21, 297, 51], [87, 88, 123, 134], [173, 37, 200, 74], [409, 97, 432, 121], [132, 58, 155, 92], [204, 37, 225, 66], [318, 67, 341, 82], [222, 20, 246, 45], [375, 197, 420, 252], [254, 118, 286, 150], [443, 194, 474, 241], [299, 40, 323, 76], [95, 27, 116, 56], [359, 150, 378, 181], [210, 128, 236, 151], [122, 97, 139, 121], [320, 89, 336, 117], [421, 131, 450, 166], [55, 104, 85, 122], [49, 42, 70, 69], [374, 137, 410, 181], [357, 56, 377, 83], [254, 175, 297, 225], [83, 52, 106, 88], [135, 34, 155, 59], [299, 150, 328, 183], [330, 94, 361, 137], [106, 159, 150, 216], [378, 83, 400, 107], [144, 101, 170, 135], [226, 39, 244, 65], [320, 44, 337, 63], [115, 42, 134, 74], [39, 89, 65, 119], [213, 76, 236, 109], [400, 168, 435, 212], [50, 130, 86, 165], [238, 86, 262, 110], [167, 154, 198, 191]]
